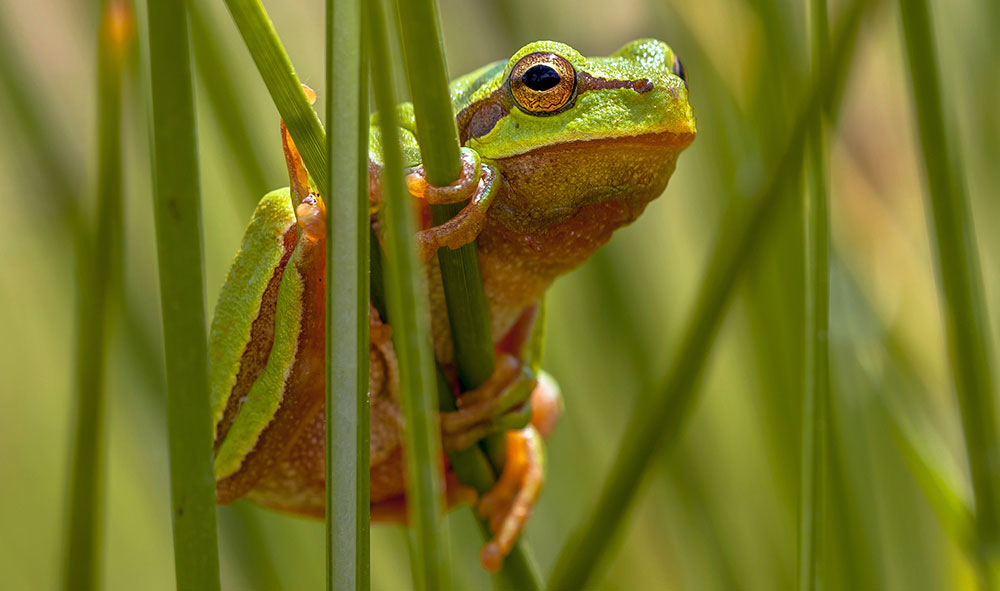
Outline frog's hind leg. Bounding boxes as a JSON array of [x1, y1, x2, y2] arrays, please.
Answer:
[[476, 426, 545, 572], [472, 371, 561, 571]]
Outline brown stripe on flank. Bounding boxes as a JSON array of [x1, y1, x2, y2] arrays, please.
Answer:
[[214, 225, 299, 450]]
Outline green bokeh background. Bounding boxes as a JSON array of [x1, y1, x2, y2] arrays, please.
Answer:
[[1, 0, 998, 588]]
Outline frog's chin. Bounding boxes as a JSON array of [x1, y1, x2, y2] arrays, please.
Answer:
[[490, 130, 695, 235]]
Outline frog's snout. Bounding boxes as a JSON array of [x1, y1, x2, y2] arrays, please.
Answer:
[[612, 38, 687, 95]]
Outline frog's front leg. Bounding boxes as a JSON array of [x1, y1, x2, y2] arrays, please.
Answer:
[[405, 147, 500, 260]]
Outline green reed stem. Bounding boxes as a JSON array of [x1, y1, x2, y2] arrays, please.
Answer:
[[368, 0, 446, 588], [799, 0, 829, 589], [221, 0, 328, 197], [146, 0, 221, 586], [899, 0, 1000, 581], [393, 1, 542, 585], [547, 2, 874, 587], [372, 237, 543, 590], [325, 0, 370, 587], [62, 2, 130, 588], [393, 0, 495, 389]]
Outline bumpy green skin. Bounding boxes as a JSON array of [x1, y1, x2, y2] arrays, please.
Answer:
[[368, 104, 423, 169], [208, 190, 304, 479], [466, 40, 693, 158]]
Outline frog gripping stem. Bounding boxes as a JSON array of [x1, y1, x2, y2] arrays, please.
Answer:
[[406, 147, 499, 260], [477, 427, 545, 572]]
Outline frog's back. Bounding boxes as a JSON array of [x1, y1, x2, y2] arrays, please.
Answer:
[[208, 190, 297, 429]]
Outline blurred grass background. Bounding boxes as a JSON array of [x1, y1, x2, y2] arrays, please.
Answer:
[[1, 0, 997, 588]]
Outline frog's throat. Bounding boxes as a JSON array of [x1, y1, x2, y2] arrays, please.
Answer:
[[486, 130, 695, 236]]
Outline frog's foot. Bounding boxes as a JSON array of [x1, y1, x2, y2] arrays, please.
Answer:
[[295, 194, 327, 242], [279, 89, 328, 243], [406, 147, 499, 260], [440, 354, 536, 451], [477, 426, 545, 572], [279, 84, 318, 208]]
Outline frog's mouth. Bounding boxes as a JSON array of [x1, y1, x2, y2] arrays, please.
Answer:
[[488, 129, 695, 235]]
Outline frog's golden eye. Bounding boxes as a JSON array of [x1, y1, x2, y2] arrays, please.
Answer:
[[509, 52, 577, 115]]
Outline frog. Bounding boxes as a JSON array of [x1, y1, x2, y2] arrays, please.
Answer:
[[207, 38, 696, 572]]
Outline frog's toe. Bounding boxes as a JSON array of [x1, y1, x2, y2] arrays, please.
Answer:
[[441, 354, 535, 451], [410, 149, 499, 260], [476, 426, 544, 572], [406, 147, 481, 204]]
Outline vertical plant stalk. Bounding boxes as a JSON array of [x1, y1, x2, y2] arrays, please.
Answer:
[[325, 0, 370, 587], [62, 2, 131, 589], [221, 0, 329, 197], [898, 0, 1000, 581], [393, 0, 542, 586], [393, 0, 494, 388], [146, 0, 221, 586], [799, 0, 829, 590], [547, 2, 873, 588], [368, 0, 447, 588]]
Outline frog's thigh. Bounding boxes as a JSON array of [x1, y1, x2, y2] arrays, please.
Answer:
[[246, 410, 326, 518], [369, 338, 403, 467], [246, 323, 407, 517]]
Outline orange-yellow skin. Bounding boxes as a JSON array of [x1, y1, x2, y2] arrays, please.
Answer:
[[209, 38, 695, 571]]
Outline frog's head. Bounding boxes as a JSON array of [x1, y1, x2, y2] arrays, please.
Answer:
[[451, 39, 696, 235]]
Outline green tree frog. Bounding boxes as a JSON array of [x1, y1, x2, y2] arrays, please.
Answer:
[[208, 39, 695, 571]]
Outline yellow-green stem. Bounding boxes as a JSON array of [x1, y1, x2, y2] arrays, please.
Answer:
[[325, 0, 370, 588], [146, 0, 221, 585], [368, 0, 447, 587], [62, 2, 131, 588], [899, 0, 1000, 582], [392, 0, 542, 585], [799, 0, 829, 589]]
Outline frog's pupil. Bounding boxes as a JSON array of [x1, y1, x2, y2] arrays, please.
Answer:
[[523, 65, 561, 91]]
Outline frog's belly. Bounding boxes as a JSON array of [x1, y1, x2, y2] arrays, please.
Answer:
[[426, 255, 527, 366]]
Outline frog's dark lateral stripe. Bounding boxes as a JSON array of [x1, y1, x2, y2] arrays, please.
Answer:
[[456, 74, 654, 143], [577, 72, 652, 94], [214, 225, 299, 451]]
